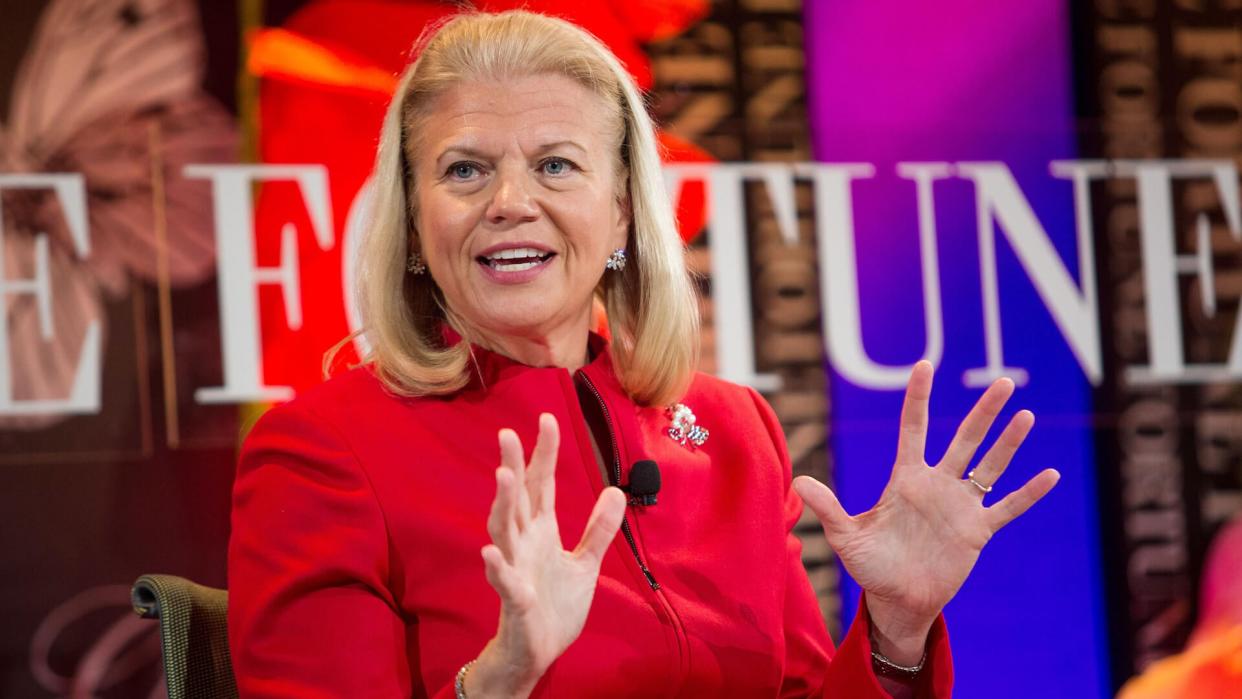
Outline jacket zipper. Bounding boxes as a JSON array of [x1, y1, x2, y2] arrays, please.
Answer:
[[576, 371, 660, 591]]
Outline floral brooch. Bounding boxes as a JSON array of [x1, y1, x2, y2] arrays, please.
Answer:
[[667, 403, 709, 447]]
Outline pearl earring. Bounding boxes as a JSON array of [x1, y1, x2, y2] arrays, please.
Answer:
[[406, 252, 427, 275], [605, 248, 627, 272]]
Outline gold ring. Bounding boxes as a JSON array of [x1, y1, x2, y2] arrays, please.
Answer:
[[967, 470, 993, 494]]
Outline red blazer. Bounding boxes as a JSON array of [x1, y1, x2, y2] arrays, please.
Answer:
[[227, 337, 954, 697]]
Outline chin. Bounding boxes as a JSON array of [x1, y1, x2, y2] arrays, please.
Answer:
[[472, 307, 560, 337]]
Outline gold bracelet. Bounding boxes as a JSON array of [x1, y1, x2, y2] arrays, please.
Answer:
[[870, 646, 926, 680], [454, 659, 477, 698]]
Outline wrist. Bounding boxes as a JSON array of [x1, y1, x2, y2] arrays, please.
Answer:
[[864, 597, 934, 667], [461, 638, 542, 699]]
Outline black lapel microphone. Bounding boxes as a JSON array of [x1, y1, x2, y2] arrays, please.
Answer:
[[625, 460, 661, 506]]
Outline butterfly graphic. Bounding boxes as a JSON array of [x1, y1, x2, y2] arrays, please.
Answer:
[[0, 0, 236, 429]]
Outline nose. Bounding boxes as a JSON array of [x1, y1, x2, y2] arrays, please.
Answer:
[[485, 166, 540, 226]]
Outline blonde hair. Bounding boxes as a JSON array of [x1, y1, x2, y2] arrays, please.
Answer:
[[345, 10, 699, 406]]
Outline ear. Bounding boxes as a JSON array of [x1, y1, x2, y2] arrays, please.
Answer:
[[612, 184, 632, 251]]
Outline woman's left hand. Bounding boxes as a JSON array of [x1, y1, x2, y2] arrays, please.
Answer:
[[793, 360, 1059, 663]]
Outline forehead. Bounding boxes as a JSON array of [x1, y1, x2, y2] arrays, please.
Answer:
[[416, 74, 617, 157]]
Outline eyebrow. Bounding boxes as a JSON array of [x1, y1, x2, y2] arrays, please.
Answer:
[[533, 140, 588, 157], [435, 146, 491, 169], [434, 140, 589, 168]]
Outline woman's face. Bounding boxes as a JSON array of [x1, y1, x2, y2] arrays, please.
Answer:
[[411, 73, 630, 346]]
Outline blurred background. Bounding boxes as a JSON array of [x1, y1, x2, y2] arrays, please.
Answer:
[[1, 0, 1240, 696]]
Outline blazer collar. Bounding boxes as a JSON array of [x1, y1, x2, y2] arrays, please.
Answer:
[[440, 323, 615, 392]]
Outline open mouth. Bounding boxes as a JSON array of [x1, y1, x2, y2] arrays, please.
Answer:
[[477, 247, 556, 272]]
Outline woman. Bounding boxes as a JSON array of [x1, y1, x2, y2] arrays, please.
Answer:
[[227, 10, 1059, 698]]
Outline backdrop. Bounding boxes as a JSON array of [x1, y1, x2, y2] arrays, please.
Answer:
[[2, 1, 1240, 697]]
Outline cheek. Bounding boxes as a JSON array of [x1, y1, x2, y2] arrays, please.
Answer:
[[558, 194, 621, 258], [418, 198, 476, 259]]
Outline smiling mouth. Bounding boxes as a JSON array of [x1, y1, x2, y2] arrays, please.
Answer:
[[477, 247, 556, 272]]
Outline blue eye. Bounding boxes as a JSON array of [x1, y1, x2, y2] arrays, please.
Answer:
[[541, 158, 575, 176], [447, 162, 481, 180]]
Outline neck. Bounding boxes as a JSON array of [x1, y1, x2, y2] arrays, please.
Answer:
[[466, 314, 593, 372]]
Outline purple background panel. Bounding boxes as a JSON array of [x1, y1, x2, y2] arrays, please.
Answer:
[[804, 2, 1110, 697]]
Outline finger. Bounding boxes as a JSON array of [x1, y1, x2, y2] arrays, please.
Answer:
[[572, 486, 627, 567], [481, 544, 533, 608], [986, 468, 1060, 531], [499, 429, 531, 529], [792, 476, 858, 545], [527, 413, 560, 515], [968, 409, 1034, 488], [486, 468, 520, 564], [895, 360, 934, 468], [939, 377, 1015, 478]]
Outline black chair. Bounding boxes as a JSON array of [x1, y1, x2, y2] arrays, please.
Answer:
[[132, 574, 238, 699]]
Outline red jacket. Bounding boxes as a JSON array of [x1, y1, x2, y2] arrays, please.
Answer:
[[227, 336, 953, 697]]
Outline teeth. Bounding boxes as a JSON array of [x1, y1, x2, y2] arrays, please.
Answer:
[[493, 260, 539, 272], [487, 247, 546, 261]]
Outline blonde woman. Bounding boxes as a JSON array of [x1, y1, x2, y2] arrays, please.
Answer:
[[227, 10, 1058, 698]]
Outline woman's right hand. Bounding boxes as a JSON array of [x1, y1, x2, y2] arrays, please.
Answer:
[[465, 413, 627, 698]]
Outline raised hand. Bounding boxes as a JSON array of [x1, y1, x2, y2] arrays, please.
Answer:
[[793, 361, 1059, 663], [466, 413, 627, 698]]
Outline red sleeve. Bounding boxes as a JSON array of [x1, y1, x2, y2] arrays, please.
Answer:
[[746, 388, 954, 698], [227, 400, 455, 698]]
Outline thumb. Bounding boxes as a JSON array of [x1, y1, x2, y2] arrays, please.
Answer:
[[572, 486, 626, 567], [793, 476, 856, 543]]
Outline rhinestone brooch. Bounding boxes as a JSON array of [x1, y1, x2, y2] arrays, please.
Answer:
[[667, 403, 709, 447]]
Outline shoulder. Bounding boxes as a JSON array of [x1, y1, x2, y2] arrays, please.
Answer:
[[285, 364, 392, 414], [683, 370, 752, 402], [238, 364, 447, 492], [245, 364, 428, 454], [683, 371, 770, 416], [680, 371, 781, 440], [263, 362, 436, 428]]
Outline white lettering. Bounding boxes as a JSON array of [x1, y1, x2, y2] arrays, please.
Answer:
[[185, 165, 334, 403], [956, 162, 1102, 387], [664, 163, 798, 391], [1115, 160, 1242, 383], [0, 174, 100, 415]]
